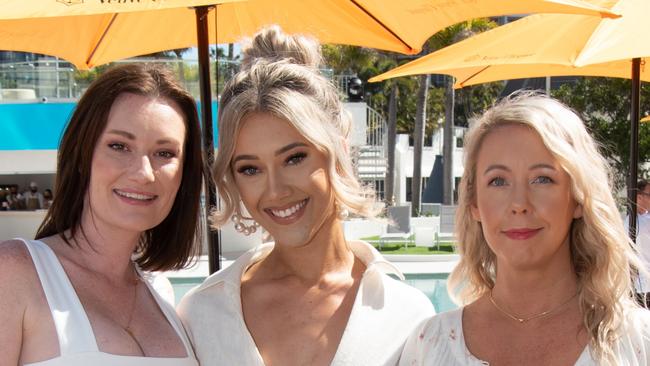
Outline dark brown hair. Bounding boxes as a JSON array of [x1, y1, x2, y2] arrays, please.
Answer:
[[36, 63, 203, 271]]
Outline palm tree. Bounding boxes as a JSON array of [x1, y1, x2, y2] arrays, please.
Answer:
[[410, 19, 496, 211]]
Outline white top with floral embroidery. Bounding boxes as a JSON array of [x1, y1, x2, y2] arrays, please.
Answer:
[[399, 307, 650, 366]]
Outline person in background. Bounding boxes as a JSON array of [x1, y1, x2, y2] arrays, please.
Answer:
[[0, 63, 202, 365], [42, 188, 54, 210], [23, 181, 44, 210], [400, 93, 650, 366], [0, 189, 8, 211], [6, 185, 25, 210], [178, 26, 434, 366]]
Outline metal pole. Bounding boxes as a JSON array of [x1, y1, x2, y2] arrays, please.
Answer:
[[195, 6, 221, 273], [627, 58, 641, 242]]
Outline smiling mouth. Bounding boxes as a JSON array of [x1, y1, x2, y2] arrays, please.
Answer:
[[114, 189, 157, 201], [265, 199, 308, 219]]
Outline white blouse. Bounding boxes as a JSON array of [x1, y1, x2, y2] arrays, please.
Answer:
[[178, 241, 435, 366], [399, 307, 650, 366]]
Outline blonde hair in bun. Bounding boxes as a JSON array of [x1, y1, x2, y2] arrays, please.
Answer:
[[240, 25, 323, 70], [211, 25, 379, 228]]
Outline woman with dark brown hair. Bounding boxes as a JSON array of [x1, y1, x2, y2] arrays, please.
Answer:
[[0, 63, 202, 365]]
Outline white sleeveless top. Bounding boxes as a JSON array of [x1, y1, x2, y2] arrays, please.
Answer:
[[18, 239, 198, 366]]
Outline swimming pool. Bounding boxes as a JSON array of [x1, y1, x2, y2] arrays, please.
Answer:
[[170, 273, 457, 313]]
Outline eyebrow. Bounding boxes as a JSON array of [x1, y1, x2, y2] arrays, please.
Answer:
[[483, 163, 556, 175], [105, 129, 180, 145], [275, 142, 308, 156], [232, 142, 308, 164]]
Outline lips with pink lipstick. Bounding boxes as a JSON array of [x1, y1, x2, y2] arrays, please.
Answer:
[[264, 198, 309, 224], [114, 189, 157, 206], [502, 227, 542, 240]]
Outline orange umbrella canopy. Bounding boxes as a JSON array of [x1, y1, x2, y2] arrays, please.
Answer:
[[370, 0, 647, 85], [368, 0, 649, 238], [0, 0, 617, 69]]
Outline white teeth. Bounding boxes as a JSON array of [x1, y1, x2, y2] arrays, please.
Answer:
[[115, 190, 155, 201], [271, 200, 306, 218]]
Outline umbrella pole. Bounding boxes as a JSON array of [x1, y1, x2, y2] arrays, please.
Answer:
[[627, 58, 641, 242], [195, 6, 221, 273]]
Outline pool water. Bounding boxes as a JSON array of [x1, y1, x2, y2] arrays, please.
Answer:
[[170, 273, 457, 313], [401, 273, 457, 312]]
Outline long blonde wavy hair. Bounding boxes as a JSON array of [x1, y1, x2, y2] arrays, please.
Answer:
[[211, 26, 379, 228], [448, 92, 642, 364]]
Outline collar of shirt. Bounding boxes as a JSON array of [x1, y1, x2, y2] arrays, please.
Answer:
[[193, 240, 403, 293]]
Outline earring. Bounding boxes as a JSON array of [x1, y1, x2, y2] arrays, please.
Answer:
[[231, 212, 260, 236], [336, 202, 349, 220]]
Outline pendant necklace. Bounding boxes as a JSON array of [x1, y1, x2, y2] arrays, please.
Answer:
[[489, 290, 578, 323], [122, 264, 146, 356]]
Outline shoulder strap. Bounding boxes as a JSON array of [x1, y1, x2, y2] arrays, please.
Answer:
[[139, 269, 195, 358], [17, 238, 99, 354]]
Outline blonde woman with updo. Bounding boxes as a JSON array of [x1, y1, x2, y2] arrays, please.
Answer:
[[177, 26, 434, 366], [400, 93, 650, 366]]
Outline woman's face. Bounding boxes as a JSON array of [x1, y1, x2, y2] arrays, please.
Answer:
[[471, 124, 582, 272], [84, 93, 186, 235], [231, 112, 336, 247]]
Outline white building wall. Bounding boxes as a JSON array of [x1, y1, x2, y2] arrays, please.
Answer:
[[0, 150, 57, 175], [393, 127, 466, 205], [342, 102, 367, 147]]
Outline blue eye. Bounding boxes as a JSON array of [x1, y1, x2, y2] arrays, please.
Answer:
[[531, 176, 554, 184], [237, 165, 259, 176], [286, 152, 307, 166], [488, 177, 507, 187]]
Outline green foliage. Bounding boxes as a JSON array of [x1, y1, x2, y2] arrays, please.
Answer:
[[373, 243, 456, 254], [320, 19, 501, 137], [553, 77, 650, 190], [321, 45, 375, 74], [455, 81, 505, 127]]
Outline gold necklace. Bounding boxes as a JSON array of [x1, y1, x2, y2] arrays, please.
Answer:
[[489, 290, 578, 324], [122, 265, 146, 356]]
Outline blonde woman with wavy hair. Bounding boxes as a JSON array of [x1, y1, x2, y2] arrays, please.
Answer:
[[178, 26, 434, 366], [400, 92, 650, 366]]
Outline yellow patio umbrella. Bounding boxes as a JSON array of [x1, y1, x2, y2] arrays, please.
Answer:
[[370, 0, 646, 85], [0, 0, 617, 70], [0, 0, 619, 272], [369, 0, 649, 239]]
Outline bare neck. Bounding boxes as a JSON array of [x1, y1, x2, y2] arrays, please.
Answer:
[[53, 209, 142, 281], [491, 242, 578, 315], [254, 216, 357, 285]]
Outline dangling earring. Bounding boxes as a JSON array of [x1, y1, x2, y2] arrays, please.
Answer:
[[336, 202, 349, 220], [231, 211, 260, 236]]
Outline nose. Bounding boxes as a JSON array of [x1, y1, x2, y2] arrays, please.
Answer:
[[130, 155, 155, 184], [510, 183, 530, 215], [265, 168, 291, 200]]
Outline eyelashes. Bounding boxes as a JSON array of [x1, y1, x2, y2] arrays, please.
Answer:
[[235, 151, 309, 177], [236, 165, 258, 176], [107, 142, 177, 159], [286, 152, 307, 165], [487, 175, 555, 187]]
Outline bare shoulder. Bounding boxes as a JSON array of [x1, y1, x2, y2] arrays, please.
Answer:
[[0, 239, 43, 295], [0, 239, 42, 364], [0, 239, 34, 272]]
